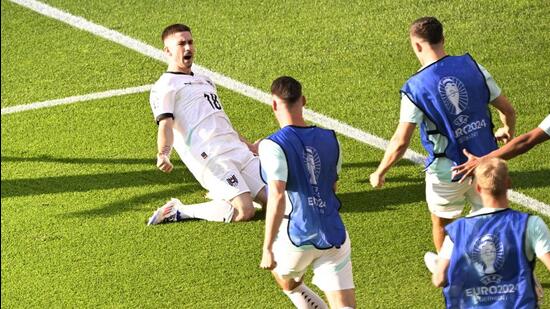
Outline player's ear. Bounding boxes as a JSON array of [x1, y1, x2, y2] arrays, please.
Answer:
[[163, 46, 171, 56], [272, 99, 277, 111], [476, 183, 482, 194], [415, 41, 423, 53], [301, 95, 306, 107]]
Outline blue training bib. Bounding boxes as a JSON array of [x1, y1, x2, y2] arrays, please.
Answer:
[[262, 125, 346, 249], [444, 209, 537, 308], [401, 54, 497, 170]]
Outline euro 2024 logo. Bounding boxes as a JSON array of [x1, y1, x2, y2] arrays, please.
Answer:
[[470, 234, 505, 285], [304, 146, 327, 209], [438, 76, 469, 116], [304, 146, 321, 186]]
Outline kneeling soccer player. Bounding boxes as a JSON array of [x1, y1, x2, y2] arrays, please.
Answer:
[[147, 24, 266, 225], [259, 76, 355, 309]]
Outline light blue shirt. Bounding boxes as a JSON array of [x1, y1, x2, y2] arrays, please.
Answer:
[[400, 63, 501, 182]]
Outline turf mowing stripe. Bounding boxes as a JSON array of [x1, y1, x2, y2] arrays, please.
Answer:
[[9, 0, 550, 216], [1, 84, 152, 115]]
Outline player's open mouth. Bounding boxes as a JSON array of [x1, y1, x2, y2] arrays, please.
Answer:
[[183, 54, 192, 60]]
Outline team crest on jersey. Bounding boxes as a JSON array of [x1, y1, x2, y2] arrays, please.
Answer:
[[303, 146, 321, 185], [471, 234, 505, 284], [438, 76, 469, 115], [226, 175, 239, 187]]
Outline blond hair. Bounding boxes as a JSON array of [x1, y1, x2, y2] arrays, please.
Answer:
[[475, 157, 509, 197]]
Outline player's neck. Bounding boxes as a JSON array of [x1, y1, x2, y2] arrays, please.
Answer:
[[420, 49, 447, 67], [167, 64, 192, 74], [278, 115, 307, 128], [480, 194, 509, 210]]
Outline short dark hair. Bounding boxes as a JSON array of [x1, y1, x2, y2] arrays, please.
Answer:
[[161, 24, 191, 42], [410, 17, 443, 44], [271, 76, 302, 105]]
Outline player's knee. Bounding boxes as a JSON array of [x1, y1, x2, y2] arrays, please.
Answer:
[[278, 278, 301, 291]]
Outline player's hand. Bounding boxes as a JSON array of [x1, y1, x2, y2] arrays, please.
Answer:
[[494, 127, 514, 144], [451, 149, 480, 183], [369, 171, 385, 188], [156, 153, 173, 173], [248, 138, 263, 156], [260, 249, 276, 270]]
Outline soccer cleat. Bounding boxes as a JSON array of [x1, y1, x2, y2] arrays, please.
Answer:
[[147, 198, 182, 226], [424, 251, 438, 274]]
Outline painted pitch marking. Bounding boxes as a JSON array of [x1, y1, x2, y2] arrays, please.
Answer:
[[1, 84, 152, 115]]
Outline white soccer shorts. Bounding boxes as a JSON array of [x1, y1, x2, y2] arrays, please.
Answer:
[[200, 148, 265, 202], [425, 172, 483, 219], [273, 230, 354, 292]]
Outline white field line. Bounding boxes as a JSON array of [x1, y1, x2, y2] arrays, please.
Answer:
[[1, 84, 152, 115], [9, 0, 550, 216]]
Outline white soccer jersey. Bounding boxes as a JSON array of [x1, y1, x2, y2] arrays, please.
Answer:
[[150, 72, 246, 178]]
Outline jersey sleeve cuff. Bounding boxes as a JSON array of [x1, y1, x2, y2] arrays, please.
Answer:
[[155, 113, 174, 124]]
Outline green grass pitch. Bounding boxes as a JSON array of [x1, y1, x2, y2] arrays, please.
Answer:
[[2, 0, 550, 307]]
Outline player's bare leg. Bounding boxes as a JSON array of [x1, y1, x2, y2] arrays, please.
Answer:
[[272, 273, 329, 309], [431, 214, 453, 252], [148, 190, 261, 225], [325, 289, 356, 309], [148, 198, 234, 224], [253, 186, 268, 209]]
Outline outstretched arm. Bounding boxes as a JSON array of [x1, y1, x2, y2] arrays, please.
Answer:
[[490, 95, 516, 144], [157, 118, 174, 173], [491, 127, 549, 160], [452, 127, 549, 182], [370, 122, 416, 188]]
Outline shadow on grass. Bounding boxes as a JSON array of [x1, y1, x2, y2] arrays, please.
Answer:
[[510, 169, 550, 191], [1, 169, 194, 198], [342, 160, 418, 169], [338, 182, 425, 213], [64, 184, 203, 218], [1, 155, 152, 165]]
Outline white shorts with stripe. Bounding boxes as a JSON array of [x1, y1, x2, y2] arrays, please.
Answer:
[[200, 148, 265, 201], [425, 172, 483, 219], [272, 229, 354, 292]]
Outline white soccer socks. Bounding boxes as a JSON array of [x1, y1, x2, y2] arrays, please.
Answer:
[[284, 284, 328, 309], [424, 251, 438, 274], [171, 198, 234, 223]]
